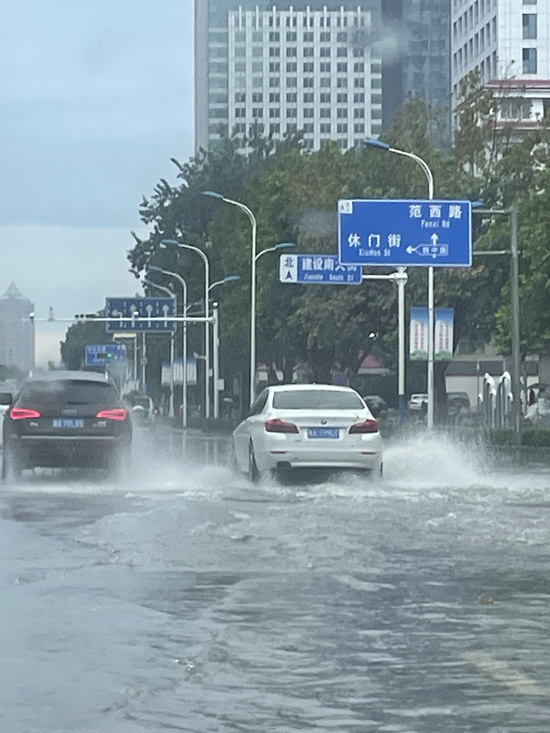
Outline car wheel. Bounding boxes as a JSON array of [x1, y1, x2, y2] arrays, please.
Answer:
[[247, 442, 259, 484], [2, 443, 22, 481]]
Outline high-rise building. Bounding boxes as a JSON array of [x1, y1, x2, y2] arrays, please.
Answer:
[[0, 283, 34, 373], [195, 1, 452, 153], [452, 0, 550, 128]]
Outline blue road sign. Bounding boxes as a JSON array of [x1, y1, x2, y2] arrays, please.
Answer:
[[279, 254, 362, 285], [85, 344, 127, 366], [105, 297, 176, 333], [338, 199, 472, 267]]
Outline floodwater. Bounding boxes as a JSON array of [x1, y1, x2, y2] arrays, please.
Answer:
[[1, 432, 550, 732]]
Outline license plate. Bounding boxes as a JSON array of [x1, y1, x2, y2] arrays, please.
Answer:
[[52, 419, 85, 429], [307, 428, 340, 439]]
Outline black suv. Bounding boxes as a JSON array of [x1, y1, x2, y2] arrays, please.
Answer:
[[2, 371, 132, 479]]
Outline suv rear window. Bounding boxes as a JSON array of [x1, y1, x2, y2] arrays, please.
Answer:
[[272, 389, 364, 410], [19, 380, 119, 406]]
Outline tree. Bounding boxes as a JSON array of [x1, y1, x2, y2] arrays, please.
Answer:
[[60, 317, 110, 370]]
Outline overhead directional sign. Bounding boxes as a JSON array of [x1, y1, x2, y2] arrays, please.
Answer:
[[338, 199, 472, 267], [105, 297, 176, 333], [279, 254, 362, 285], [85, 344, 127, 367]]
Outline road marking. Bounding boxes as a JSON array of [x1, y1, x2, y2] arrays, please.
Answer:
[[335, 575, 393, 592], [464, 652, 544, 696]]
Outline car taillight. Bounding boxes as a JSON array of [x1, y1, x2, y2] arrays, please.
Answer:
[[349, 419, 379, 434], [10, 407, 41, 420], [265, 418, 299, 434], [96, 408, 127, 421]]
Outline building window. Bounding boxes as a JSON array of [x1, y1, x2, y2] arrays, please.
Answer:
[[320, 123, 331, 133], [500, 98, 532, 119], [287, 108, 297, 118], [252, 92, 263, 103], [337, 93, 348, 103], [269, 77, 280, 87], [523, 0, 536, 4], [320, 93, 331, 103], [270, 123, 280, 134], [371, 94, 382, 104], [303, 92, 314, 103], [269, 62, 280, 72], [287, 31, 297, 41], [303, 62, 314, 72], [354, 77, 365, 88], [523, 14, 537, 39], [337, 47, 348, 57], [269, 108, 280, 118], [354, 93, 365, 103], [303, 77, 314, 87], [287, 47, 297, 57], [338, 139, 347, 149], [353, 47, 364, 57], [337, 123, 348, 133], [252, 77, 263, 88], [320, 47, 331, 57], [320, 32, 331, 42], [320, 77, 331, 87], [354, 62, 364, 73], [337, 62, 348, 73], [234, 61, 246, 72], [252, 31, 262, 42], [354, 123, 365, 133], [287, 62, 297, 72], [235, 108, 246, 118], [337, 108, 348, 118], [320, 62, 331, 72], [233, 123, 246, 133], [337, 77, 347, 88], [303, 108, 314, 118], [235, 92, 246, 103], [303, 32, 314, 42], [320, 108, 331, 118], [269, 32, 280, 41], [287, 77, 298, 87], [252, 47, 263, 58], [337, 32, 347, 42], [269, 93, 280, 102], [287, 92, 297, 103], [235, 46, 246, 57], [287, 124, 297, 133], [353, 108, 365, 118], [371, 62, 382, 74], [252, 62, 263, 72], [303, 123, 314, 133], [252, 108, 263, 118], [523, 47, 537, 73], [303, 47, 314, 57], [269, 47, 280, 57]]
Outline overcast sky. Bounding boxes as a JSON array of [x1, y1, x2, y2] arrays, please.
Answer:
[[0, 0, 194, 363]]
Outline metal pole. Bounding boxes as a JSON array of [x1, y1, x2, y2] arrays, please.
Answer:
[[183, 289, 188, 430], [397, 267, 406, 418], [169, 334, 175, 418], [213, 302, 220, 419], [141, 333, 146, 394], [511, 206, 521, 438], [250, 217, 258, 406]]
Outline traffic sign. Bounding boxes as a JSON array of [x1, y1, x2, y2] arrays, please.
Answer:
[[279, 254, 362, 285], [338, 199, 472, 267], [105, 297, 176, 333], [85, 344, 127, 367]]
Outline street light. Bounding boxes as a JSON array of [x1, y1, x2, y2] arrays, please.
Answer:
[[147, 265, 189, 431], [142, 277, 176, 418], [161, 239, 211, 418], [208, 275, 240, 418], [364, 138, 436, 428], [202, 191, 258, 405], [209, 275, 241, 291]]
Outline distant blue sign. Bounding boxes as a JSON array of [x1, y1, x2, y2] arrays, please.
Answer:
[[105, 297, 176, 333], [338, 199, 472, 267], [85, 344, 127, 366], [279, 254, 362, 285]]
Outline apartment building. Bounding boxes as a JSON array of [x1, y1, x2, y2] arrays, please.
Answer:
[[452, 0, 550, 127], [0, 283, 34, 373]]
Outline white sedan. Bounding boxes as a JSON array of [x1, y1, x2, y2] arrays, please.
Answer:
[[231, 384, 383, 481]]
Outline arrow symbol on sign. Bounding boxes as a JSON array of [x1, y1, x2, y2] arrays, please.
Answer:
[[111, 309, 123, 325], [162, 304, 170, 327], [145, 304, 154, 325], [431, 233, 439, 245]]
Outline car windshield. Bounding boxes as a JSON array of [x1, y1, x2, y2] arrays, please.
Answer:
[[19, 380, 119, 406], [272, 389, 364, 410]]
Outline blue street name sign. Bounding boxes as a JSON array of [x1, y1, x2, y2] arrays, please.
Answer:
[[338, 199, 472, 267], [279, 254, 362, 285], [105, 297, 176, 333], [85, 344, 127, 366]]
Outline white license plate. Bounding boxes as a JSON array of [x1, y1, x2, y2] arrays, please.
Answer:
[[307, 428, 340, 439], [53, 419, 85, 429]]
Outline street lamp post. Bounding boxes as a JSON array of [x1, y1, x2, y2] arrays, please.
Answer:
[[161, 240, 210, 418], [147, 266, 188, 430], [208, 275, 241, 418], [202, 192, 258, 406], [365, 139, 435, 427], [142, 277, 176, 418]]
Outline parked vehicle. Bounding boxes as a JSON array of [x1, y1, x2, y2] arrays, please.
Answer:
[[2, 371, 132, 480], [408, 393, 428, 412], [232, 384, 383, 482], [363, 394, 388, 418]]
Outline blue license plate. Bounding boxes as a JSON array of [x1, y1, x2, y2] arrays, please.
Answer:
[[52, 419, 85, 429], [307, 428, 340, 439]]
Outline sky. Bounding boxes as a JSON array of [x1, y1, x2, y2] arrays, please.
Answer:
[[0, 0, 195, 365]]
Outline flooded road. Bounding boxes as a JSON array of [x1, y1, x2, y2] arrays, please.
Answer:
[[1, 433, 550, 732]]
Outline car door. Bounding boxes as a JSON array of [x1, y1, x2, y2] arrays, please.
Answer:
[[233, 389, 269, 468]]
